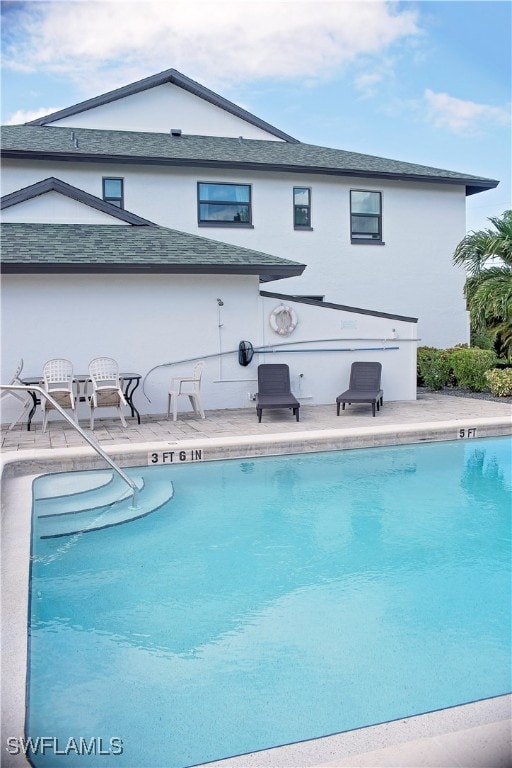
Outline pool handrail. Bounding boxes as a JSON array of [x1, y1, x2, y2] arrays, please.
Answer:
[[0, 383, 139, 509]]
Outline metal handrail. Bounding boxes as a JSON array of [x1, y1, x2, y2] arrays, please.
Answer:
[[1, 383, 139, 509]]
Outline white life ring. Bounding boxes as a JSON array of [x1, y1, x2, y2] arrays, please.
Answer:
[[269, 304, 298, 336]]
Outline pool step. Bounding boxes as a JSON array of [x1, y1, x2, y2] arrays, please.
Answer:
[[36, 473, 144, 516], [34, 470, 115, 500], [35, 473, 174, 539]]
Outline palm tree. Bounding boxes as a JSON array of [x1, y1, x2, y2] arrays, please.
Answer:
[[453, 210, 512, 358]]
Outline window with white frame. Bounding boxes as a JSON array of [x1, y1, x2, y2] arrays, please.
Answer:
[[102, 178, 124, 208], [293, 187, 311, 228], [350, 190, 382, 242], [198, 182, 252, 225]]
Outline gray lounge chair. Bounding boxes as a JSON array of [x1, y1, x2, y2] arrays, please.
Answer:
[[256, 364, 300, 422], [336, 362, 383, 417]]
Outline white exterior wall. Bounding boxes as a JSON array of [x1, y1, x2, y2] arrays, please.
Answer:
[[48, 83, 284, 140], [1, 192, 129, 224], [1, 274, 259, 425], [0, 275, 417, 426], [259, 296, 417, 404], [2, 159, 468, 348]]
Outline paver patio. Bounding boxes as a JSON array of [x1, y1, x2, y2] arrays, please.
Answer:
[[2, 391, 511, 453]]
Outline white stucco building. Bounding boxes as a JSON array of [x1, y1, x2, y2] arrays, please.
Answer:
[[0, 69, 498, 423]]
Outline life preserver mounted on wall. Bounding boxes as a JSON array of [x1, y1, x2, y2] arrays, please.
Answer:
[[269, 304, 298, 336]]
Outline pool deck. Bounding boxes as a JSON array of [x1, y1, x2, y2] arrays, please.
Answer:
[[2, 391, 512, 473], [1, 392, 511, 768]]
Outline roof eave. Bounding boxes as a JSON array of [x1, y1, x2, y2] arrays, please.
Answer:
[[1, 150, 498, 195], [465, 183, 498, 196], [1, 262, 305, 279], [260, 290, 418, 323]]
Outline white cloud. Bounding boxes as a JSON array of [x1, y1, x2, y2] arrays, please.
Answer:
[[424, 89, 511, 135], [353, 54, 398, 99], [4, 107, 64, 125], [2, 1, 420, 94], [354, 71, 384, 98]]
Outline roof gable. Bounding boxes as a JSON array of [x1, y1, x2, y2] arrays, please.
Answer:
[[0, 177, 155, 225], [25, 68, 298, 143]]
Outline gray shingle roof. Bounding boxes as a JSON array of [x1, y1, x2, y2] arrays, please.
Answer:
[[0, 223, 305, 280], [1, 125, 498, 195]]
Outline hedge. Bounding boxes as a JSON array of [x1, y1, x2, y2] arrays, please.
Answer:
[[449, 348, 497, 391], [485, 368, 512, 397], [417, 347, 452, 390], [418, 346, 497, 392]]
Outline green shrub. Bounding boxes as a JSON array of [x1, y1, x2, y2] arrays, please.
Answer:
[[470, 328, 496, 351], [484, 368, 512, 397], [417, 346, 452, 390], [449, 348, 497, 391]]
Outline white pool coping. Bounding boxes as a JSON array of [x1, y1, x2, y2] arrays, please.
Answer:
[[1, 416, 511, 767], [2, 415, 511, 477]]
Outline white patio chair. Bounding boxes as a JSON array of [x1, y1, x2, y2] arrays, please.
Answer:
[[41, 358, 78, 432], [87, 357, 127, 430], [0, 359, 33, 430], [167, 361, 205, 421]]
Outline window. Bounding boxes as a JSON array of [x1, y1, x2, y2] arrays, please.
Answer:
[[293, 187, 311, 228], [102, 178, 124, 208], [198, 183, 252, 225], [350, 190, 382, 242]]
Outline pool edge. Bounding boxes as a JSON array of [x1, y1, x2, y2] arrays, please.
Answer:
[[2, 417, 511, 767], [2, 415, 511, 478], [197, 694, 512, 767]]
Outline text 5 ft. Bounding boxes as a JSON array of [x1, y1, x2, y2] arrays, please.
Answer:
[[458, 428, 477, 439]]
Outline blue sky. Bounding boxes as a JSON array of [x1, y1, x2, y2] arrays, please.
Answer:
[[1, 0, 510, 232]]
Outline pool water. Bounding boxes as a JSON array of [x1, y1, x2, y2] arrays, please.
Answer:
[[28, 437, 511, 767]]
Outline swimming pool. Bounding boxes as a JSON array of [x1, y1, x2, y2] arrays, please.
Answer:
[[27, 437, 511, 767]]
